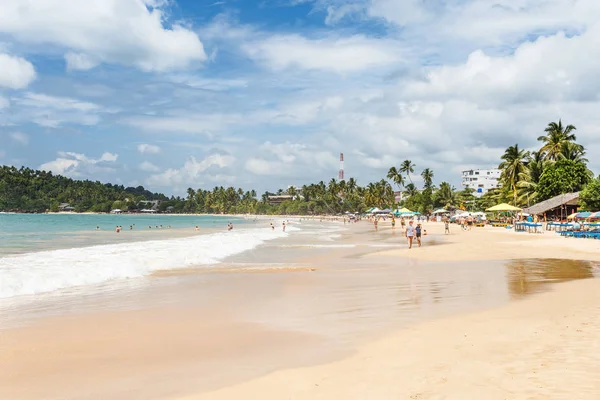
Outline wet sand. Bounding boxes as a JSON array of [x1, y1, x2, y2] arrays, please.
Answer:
[[1, 220, 600, 399]]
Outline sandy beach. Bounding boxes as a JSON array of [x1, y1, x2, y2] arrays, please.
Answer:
[[1, 220, 600, 399]]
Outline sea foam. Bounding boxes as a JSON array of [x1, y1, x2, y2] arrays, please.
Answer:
[[0, 227, 291, 299]]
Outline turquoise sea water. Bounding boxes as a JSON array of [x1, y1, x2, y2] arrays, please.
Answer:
[[0, 213, 294, 299], [0, 213, 246, 255]]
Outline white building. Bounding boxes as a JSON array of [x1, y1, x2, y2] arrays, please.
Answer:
[[461, 168, 502, 196]]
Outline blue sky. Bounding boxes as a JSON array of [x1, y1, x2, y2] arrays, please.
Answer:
[[1, 0, 600, 195]]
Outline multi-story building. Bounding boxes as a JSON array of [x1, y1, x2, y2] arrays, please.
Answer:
[[461, 168, 502, 196]]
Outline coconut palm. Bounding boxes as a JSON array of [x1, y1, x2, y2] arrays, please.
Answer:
[[537, 120, 580, 161], [517, 151, 546, 206], [387, 166, 405, 190], [421, 168, 434, 189], [400, 160, 415, 184], [560, 141, 588, 164], [499, 144, 530, 206], [435, 182, 458, 209], [404, 183, 419, 198]]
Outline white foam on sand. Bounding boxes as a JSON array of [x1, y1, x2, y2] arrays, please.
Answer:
[[0, 227, 293, 299]]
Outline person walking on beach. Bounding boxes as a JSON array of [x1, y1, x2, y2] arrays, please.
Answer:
[[406, 220, 415, 249], [282, 222, 286, 232], [444, 219, 450, 234], [415, 223, 422, 247]]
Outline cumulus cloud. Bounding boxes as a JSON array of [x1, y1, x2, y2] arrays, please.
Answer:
[[0, 52, 36, 89], [40, 151, 119, 177], [0, 0, 206, 72], [146, 154, 235, 188], [404, 27, 600, 105], [137, 143, 161, 155], [10, 132, 29, 145]]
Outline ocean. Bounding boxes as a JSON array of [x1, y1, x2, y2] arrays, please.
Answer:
[[0, 213, 292, 300]]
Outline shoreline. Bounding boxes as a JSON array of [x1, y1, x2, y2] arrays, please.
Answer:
[[2, 220, 600, 399]]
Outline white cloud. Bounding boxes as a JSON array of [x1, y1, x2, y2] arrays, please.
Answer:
[[403, 24, 600, 105], [0, 52, 36, 89], [11, 92, 104, 128], [40, 151, 119, 177], [147, 154, 235, 188], [0, 0, 206, 72], [10, 131, 29, 145], [245, 158, 276, 176], [137, 143, 161, 155], [243, 34, 403, 73], [14, 92, 101, 112], [139, 161, 160, 172], [169, 75, 248, 91], [245, 141, 338, 177], [65, 52, 99, 71], [0, 96, 9, 109]]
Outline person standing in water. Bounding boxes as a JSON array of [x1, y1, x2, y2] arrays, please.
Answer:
[[406, 220, 415, 249], [282, 222, 286, 232]]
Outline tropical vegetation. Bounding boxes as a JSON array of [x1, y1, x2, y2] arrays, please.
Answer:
[[1, 119, 596, 214]]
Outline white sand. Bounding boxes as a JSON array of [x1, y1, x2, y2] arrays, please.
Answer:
[[182, 222, 600, 400]]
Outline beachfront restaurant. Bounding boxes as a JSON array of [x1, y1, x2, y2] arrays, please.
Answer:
[[522, 192, 580, 221]]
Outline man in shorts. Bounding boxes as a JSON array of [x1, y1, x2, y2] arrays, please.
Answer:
[[415, 223, 422, 247], [406, 220, 415, 249]]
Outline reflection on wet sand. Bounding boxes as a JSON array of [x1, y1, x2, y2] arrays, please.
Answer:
[[506, 259, 598, 298]]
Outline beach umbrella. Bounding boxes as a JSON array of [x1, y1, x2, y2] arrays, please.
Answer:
[[576, 211, 592, 219], [590, 212, 600, 219], [486, 203, 522, 212], [432, 208, 448, 214], [566, 212, 578, 219], [397, 207, 412, 213]]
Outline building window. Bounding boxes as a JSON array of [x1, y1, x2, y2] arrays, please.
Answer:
[[475, 171, 479, 175]]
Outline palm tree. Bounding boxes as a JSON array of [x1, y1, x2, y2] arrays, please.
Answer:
[[499, 144, 530, 206], [537, 120, 580, 161], [421, 168, 434, 189], [387, 166, 405, 190], [404, 183, 419, 198], [287, 186, 297, 200], [435, 182, 458, 209], [517, 151, 546, 206], [560, 141, 588, 164], [400, 160, 415, 184]]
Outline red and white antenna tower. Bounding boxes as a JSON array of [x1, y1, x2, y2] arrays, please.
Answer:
[[338, 153, 344, 180]]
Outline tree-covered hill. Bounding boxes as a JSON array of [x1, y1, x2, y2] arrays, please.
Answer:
[[0, 166, 169, 213]]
